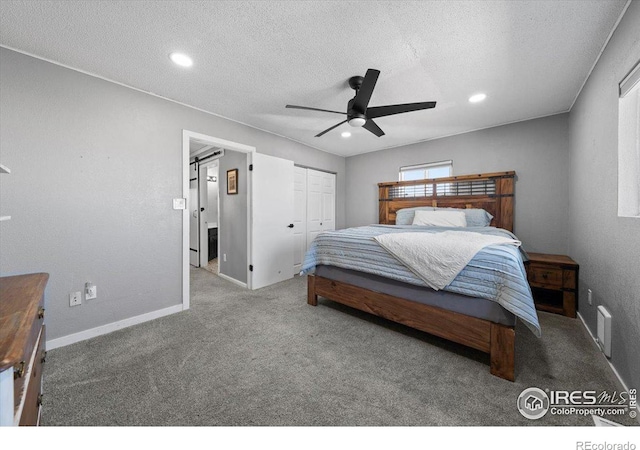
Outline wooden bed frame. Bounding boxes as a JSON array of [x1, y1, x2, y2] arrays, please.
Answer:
[[307, 171, 518, 381]]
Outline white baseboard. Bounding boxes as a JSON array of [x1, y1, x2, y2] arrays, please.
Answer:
[[46, 304, 184, 350], [577, 311, 640, 424], [217, 272, 247, 288]]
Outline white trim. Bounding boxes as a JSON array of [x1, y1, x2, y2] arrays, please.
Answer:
[[46, 304, 183, 350], [577, 311, 640, 424], [620, 60, 640, 97], [216, 272, 248, 289], [182, 131, 191, 308], [569, 0, 633, 110], [0, 367, 14, 426]]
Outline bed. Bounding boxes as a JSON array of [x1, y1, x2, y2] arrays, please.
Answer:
[[302, 171, 539, 381]]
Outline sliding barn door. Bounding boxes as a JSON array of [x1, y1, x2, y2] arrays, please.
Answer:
[[189, 162, 199, 266], [250, 153, 294, 290]]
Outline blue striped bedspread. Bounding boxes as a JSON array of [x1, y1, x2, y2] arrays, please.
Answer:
[[301, 225, 541, 337]]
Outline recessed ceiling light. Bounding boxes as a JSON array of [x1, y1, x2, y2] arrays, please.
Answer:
[[469, 93, 487, 103], [169, 52, 193, 68], [341, 131, 352, 138]]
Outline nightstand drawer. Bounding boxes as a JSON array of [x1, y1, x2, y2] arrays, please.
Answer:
[[527, 264, 563, 289]]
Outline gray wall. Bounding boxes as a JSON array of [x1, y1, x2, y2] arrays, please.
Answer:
[[345, 114, 571, 254], [218, 150, 247, 283], [567, 0, 640, 390], [0, 48, 345, 341]]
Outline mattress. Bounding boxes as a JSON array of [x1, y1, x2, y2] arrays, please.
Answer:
[[315, 264, 517, 327]]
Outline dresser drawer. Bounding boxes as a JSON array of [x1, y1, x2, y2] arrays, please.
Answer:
[[12, 293, 45, 410], [19, 326, 45, 426], [527, 264, 563, 289]]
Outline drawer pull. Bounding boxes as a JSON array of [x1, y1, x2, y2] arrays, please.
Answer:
[[37, 394, 44, 407], [14, 361, 25, 379], [41, 350, 47, 364], [542, 273, 548, 279], [38, 307, 45, 319]]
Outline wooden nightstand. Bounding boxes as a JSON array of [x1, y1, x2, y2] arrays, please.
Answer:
[[525, 253, 579, 318]]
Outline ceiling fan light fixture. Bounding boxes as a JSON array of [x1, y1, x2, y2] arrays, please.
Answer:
[[348, 117, 366, 127], [169, 52, 193, 68], [469, 93, 487, 103]]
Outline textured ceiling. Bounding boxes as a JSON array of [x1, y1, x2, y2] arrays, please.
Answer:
[[0, 0, 628, 157]]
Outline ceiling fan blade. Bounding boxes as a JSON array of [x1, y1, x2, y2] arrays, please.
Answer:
[[366, 101, 437, 119], [362, 119, 385, 137], [352, 69, 380, 113], [315, 119, 348, 137], [286, 105, 346, 115]]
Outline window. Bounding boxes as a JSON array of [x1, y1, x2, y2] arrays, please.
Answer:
[[399, 160, 452, 181], [618, 61, 640, 218]]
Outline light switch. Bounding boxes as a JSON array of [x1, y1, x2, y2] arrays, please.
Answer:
[[173, 198, 186, 210]]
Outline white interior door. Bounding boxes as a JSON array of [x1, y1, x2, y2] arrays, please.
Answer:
[[251, 153, 294, 289], [306, 169, 323, 245], [198, 165, 209, 267], [293, 166, 307, 275], [189, 162, 199, 266], [306, 169, 335, 247], [321, 171, 335, 232]]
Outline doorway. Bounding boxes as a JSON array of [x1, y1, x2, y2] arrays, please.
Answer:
[[192, 159, 220, 274], [181, 130, 255, 310], [189, 145, 223, 270], [181, 130, 298, 309]]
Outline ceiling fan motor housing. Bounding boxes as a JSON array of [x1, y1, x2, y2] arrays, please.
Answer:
[[347, 97, 366, 127]]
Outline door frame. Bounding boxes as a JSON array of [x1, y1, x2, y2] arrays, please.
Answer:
[[182, 130, 255, 310]]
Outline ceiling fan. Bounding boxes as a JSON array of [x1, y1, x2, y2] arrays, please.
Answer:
[[286, 69, 436, 137]]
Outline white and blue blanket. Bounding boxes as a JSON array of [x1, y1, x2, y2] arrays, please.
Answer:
[[301, 225, 541, 337]]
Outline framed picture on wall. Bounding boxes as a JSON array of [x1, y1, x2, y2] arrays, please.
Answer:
[[227, 168, 238, 195]]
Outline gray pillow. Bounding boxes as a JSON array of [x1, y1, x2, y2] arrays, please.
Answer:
[[461, 208, 494, 227]]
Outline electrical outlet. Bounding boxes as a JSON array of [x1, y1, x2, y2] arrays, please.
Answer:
[[85, 282, 97, 300], [70, 291, 82, 307], [588, 289, 593, 306]]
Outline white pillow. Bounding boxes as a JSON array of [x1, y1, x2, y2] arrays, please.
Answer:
[[412, 210, 467, 227]]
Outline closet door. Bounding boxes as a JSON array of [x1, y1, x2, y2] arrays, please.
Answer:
[[305, 168, 336, 245], [293, 167, 307, 275], [306, 169, 324, 246], [321, 171, 335, 232]]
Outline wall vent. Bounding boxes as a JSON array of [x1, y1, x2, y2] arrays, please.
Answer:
[[597, 305, 612, 357]]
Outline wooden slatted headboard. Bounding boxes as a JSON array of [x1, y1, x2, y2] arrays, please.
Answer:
[[378, 171, 515, 231]]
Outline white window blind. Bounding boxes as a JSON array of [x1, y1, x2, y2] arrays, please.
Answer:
[[399, 160, 452, 181]]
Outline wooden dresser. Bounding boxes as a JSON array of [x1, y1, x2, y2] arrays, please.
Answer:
[[0, 273, 48, 426], [525, 253, 578, 318]]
